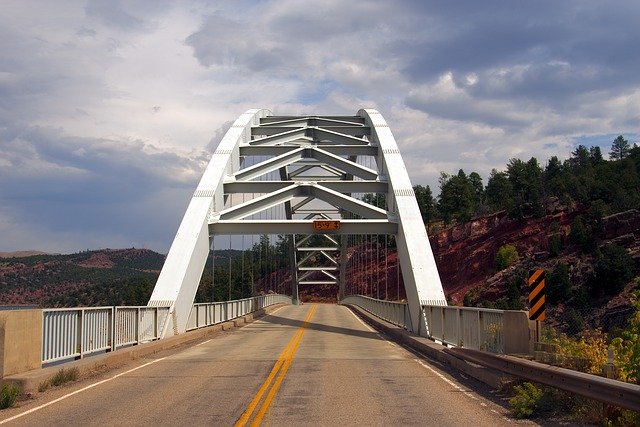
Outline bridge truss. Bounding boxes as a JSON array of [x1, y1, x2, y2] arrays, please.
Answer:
[[148, 109, 446, 337]]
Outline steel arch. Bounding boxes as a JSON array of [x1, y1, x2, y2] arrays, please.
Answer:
[[148, 109, 446, 337]]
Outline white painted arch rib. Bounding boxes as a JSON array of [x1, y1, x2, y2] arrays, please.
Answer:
[[358, 109, 447, 331], [148, 109, 271, 337]]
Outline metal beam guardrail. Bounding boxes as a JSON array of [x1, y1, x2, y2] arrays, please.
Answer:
[[446, 347, 640, 412], [186, 294, 291, 331], [42, 294, 290, 365]]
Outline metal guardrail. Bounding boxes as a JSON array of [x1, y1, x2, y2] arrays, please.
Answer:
[[340, 295, 408, 328], [341, 295, 529, 354], [186, 294, 292, 331], [422, 305, 505, 353], [42, 294, 290, 365], [446, 347, 640, 412]]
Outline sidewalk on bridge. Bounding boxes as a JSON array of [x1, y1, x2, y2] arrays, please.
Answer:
[[3, 304, 288, 393], [346, 304, 515, 390]]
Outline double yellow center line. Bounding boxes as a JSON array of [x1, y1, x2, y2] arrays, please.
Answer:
[[235, 304, 317, 427]]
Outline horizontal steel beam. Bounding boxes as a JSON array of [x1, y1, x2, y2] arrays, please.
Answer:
[[260, 116, 365, 124], [299, 281, 337, 285], [209, 220, 398, 235], [253, 126, 370, 136], [239, 144, 377, 157]]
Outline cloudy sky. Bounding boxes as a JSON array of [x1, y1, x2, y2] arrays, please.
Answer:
[[1, 1, 639, 254]]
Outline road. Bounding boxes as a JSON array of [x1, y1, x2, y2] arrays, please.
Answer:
[[1, 304, 532, 426]]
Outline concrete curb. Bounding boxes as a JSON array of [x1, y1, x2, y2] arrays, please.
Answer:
[[346, 304, 515, 390], [3, 304, 286, 393]]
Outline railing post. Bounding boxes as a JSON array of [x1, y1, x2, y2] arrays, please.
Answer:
[[112, 307, 118, 352], [77, 308, 83, 359], [136, 307, 140, 344], [109, 306, 114, 353], [478, 311, 483, 351]]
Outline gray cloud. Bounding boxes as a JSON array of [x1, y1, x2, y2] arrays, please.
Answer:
[[0, 123, 202, 251], [1, 1, 640, 253]]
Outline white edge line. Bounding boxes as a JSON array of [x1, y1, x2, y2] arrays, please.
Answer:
[[346, 307, 376, 333], [0, 356, 168, 424]]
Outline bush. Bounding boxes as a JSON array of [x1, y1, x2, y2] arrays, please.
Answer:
[[548, 234, 563, 257], [510, 382, 543, 418], [592, 244, 635, 295], [611, 288, 640, 383], [547, 263, 571, 304], [0, 383, 20, 409], [495, 244, 519, 271]]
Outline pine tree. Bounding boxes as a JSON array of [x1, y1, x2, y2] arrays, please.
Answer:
[[610, 135, 631, 160]]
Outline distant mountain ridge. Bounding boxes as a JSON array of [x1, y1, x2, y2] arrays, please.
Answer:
[[0, 248, 165, 307], [0, 250, 51, 258]]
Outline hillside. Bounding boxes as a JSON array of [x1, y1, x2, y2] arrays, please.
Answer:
[[432, 206, 639, 332], [0, 248, 165, 307]]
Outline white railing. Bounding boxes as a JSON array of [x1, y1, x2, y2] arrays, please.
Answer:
[[42, 305, 170, 364], [186, 294, 292, 331], [340, 295, 408, 328], [113, 306, 170, 350], [42, 294, 290, 365], [341, 295, 529, 354], [422, 305, 505, 353]]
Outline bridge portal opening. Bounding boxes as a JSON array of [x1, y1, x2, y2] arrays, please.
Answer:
[[149, 110, 446, 337]]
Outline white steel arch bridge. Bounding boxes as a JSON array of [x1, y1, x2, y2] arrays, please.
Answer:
[[148, 109, 447, 337]]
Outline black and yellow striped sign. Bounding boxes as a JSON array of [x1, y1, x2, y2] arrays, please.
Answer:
[[528, 269, 546, 321]]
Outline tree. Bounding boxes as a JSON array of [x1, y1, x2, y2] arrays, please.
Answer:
[[610, 135, 631, 161], [414, 184, 437, 223], [438, 170, 474, 225], [485, 169, 513, 212], [592, 244, 635, 295], [589, 146, 604, 165], [570, 145, 590, 170], [547, 263, 571, 304]]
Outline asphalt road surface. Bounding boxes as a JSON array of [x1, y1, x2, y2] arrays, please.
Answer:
[[1, 304, 536, 426]]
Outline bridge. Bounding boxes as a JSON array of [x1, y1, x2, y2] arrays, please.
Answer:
[[1, 110, 638, 424]]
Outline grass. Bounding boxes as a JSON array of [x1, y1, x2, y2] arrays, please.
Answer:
[[39, 367, 80, 392], [0, 383, 20, 409]]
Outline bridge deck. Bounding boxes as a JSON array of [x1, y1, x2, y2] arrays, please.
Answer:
[[2, 305, 515, 425]]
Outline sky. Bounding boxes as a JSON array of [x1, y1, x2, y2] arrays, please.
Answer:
[[1, 1, 639, 254]]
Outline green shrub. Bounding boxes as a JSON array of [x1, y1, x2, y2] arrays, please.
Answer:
[[0, 383, 20, 409], [548, 233, 563, 257], [547, 263, 571, 304], [611, 288, 640, 383], [592, 244, 635, 295], [495, 244, 519, 271], [510, 382, 543, 418]]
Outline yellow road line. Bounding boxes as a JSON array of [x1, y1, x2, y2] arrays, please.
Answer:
[[235, 304, 317, 427]]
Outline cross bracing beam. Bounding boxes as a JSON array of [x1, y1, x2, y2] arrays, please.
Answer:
[[149, 108, 446, 338], [233, 146, 377, 182], [251, 126, 368, 147], [216, 183, 388, 221]]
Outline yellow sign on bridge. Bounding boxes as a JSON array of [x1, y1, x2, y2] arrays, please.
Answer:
[[313, 220, 341, 231]]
